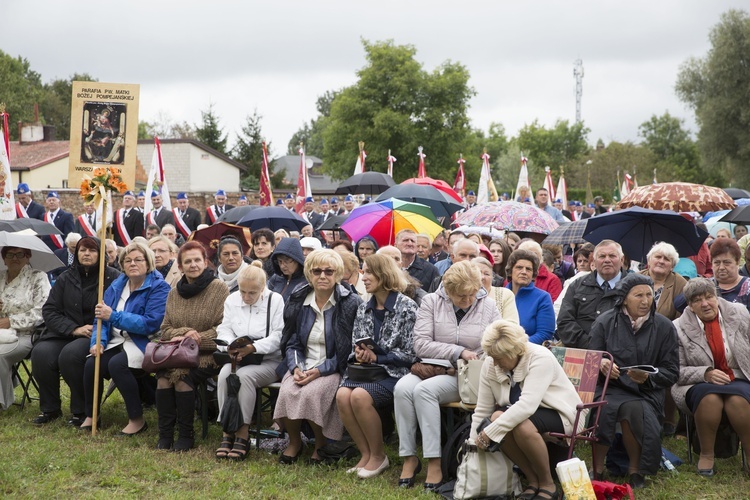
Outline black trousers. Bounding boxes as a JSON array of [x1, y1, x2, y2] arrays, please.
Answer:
[[84, 347, 145, 420], [31, 337, 90, 415]]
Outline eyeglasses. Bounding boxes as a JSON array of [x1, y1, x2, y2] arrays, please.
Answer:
[[123, 258, 146, 265], [311, 268, 335, 276], [5, 252, 27, 260]]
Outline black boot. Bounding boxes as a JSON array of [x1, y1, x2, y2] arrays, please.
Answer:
[[155, 388, 176, 450], [173, 390, 195, 452]]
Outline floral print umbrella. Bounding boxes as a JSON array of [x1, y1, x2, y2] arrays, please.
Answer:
[[617, 182, 736, 212], [454, 201, 559, 236]]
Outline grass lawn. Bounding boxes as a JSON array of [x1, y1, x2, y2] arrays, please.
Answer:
[[2, 377, 750, 499]]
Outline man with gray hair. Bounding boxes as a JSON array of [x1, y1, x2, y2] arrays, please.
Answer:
[[428, 238, 480, 292], [396, 229, 439, 291], [556, 239, 626, 348], [50, 232, 82, 281]]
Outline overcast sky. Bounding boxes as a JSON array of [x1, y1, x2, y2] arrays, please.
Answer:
[[2, 1, 745, 160]]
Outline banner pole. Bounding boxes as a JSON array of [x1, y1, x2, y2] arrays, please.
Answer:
[[91, 190, 109, 435]]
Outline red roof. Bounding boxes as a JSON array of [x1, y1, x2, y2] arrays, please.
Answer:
[[8, 141, 70, 170]]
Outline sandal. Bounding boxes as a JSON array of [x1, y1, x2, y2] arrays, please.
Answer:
[[535, 485, 560, 499], [227, 437, 249, 461], [517, 486, 539, 499], [215, 436, 235, 460]]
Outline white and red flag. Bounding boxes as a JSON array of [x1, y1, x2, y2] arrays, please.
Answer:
[[295, 144, 311, 213], [621, 172, 634, 197], [556, 169, 568, 210], [0, 112, 15, 220], [259, 141, 274, 206], [353, 141, 366, 175], [387, 150, 396, 178], [542, 166, 556, 200], [477, 150, 498, 205], [144, 137, 172, 227], [515, 154, 531, 201], [453, 155, 466, 201], [417, 146, 426, 178]]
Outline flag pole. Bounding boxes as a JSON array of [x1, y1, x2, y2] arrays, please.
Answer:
[[91, 188, 109, 436]]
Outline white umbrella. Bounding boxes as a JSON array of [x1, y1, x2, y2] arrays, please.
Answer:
[[0, 232, 64, 272]]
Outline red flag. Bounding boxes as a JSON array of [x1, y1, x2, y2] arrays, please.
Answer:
[[259, 141, 274, 206], [453, 155, 466, 200], [417, 146, 426, 178], [295, 145, 311, 213]]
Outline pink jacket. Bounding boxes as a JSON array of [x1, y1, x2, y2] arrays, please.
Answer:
[[414, 286, 501, 362]]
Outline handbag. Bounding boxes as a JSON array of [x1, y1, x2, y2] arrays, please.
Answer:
[[556, 457, 597, 500], [453, 440, 521, 499], [142, 337, 200, 372], [347, 363, 389, 382], [213, 295, 272, 368], [457, 358, 483, 405]]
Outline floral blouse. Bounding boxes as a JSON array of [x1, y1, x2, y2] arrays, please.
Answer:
[[0, 265, 50, 333]]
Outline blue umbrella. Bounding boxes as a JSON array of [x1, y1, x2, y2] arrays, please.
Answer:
[[582, 207, 709, 262], [236, 207, 309, 232]]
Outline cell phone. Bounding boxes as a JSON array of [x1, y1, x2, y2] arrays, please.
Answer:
[[355, 337, 385, 355]]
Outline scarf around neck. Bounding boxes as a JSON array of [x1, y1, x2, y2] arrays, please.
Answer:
[[217, 261, 248, 291], [704, 315, 735, 381], [176, 268, 216, 299]]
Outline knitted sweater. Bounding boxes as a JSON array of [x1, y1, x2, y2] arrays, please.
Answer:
[[160, 279, 229, 383]]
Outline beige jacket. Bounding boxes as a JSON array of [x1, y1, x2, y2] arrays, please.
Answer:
[[671, 298, 750, 413], [470, 342, 584, 443]]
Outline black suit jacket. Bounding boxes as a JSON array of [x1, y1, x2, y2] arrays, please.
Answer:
[[42, 209, 75, 251], [407, 256, 440, 292], [562, 210, 573, 220], [116, 208, 144, 246], [581, 211, 592, 219], [205, 204, 235, 224], [177, 207, 202, 232], [25, 200, 46, 220], [151, 208, 175, 229], [74, 214, 97, 236], [303, 210, 324, 229]]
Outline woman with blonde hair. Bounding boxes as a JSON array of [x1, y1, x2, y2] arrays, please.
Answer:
[[472, 257, 519, 323], [472, 320, 583, 500], [274, 249, 362, 464], [148, 236, 181, 288], [337, 254, 418, 478], [394, 260, 500, 490]]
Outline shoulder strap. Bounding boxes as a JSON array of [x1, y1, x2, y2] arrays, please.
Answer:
[[265, 293, 272, 337]]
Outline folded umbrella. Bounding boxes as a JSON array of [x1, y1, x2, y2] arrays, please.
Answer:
[[219, 357, 243, 434], [582, 206, 709, 262]]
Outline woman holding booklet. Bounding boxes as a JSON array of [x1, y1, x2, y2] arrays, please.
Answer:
[[588, 273, 679, 489], [336, 254, 418, 479], [394, 261, 500, 491]]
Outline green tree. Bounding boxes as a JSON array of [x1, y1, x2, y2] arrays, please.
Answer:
[[574, 141, 662, 197], [0, 50, 44, 140], [638, 112, 706, 184], [320, 40, 475, 181], [39, 73, 97, 140], [194, 103, 227, 153], [676, 9, 750, 187], [514, 119, 590, 188], [231, 110, 282, 189]]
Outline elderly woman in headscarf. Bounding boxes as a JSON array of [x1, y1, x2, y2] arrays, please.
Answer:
[[588, 273, 679, 489], [215, 237, 249, 293], [672, 277, 750, 476], [267, 237, 306, 302]]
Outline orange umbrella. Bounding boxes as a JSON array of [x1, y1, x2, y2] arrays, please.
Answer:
[[617, 182, 736, 212]]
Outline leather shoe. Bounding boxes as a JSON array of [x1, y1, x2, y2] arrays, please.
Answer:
[[629, 472, 646, 489], [278, 447, 303, 465], [346, 466, 362, 474], [357, 456, 389, 479], [118, 421, 148, 437], [67, 414, 86, 427], [397, 461, 422, 488], [32, 411, 62, 425], [697, 466, 715, 477], [423, 480, 445, 493]]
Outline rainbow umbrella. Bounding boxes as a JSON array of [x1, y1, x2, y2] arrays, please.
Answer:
[[340, 198, 444, 247]]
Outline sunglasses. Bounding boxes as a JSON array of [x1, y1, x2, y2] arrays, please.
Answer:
[[311, 268, 335, 277]]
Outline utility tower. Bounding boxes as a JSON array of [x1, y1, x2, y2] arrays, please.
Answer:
[[574, 59, 584, 123]]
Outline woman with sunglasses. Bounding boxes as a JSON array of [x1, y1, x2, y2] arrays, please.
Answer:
[[0, 245, 51, 410], [274, 249, 362, 464]]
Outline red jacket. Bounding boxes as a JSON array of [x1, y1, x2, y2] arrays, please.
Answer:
[[689, 242, 713, 278], [535, 265, 563, 301]]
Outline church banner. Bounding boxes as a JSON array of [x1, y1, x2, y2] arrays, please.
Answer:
[[68, 82, 140, 189]]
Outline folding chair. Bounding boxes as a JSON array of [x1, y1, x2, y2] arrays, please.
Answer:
[[253, 382, 283, 450], [547, 346, 613, 466], [12, 355, 39, 410]]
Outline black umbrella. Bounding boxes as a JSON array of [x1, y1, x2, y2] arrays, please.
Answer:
[[583, 206, 709, 262], [219, 355, 243, 434], [723, 188, 750, 200], [374, 184, 464, 219], [335, 172, 396, 196], [236, 207, 309, 232], [719, 205, 750, 225], [318, 214, 349, 230], [0, 218, 63, 235], [218, 205, 260, 224]]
